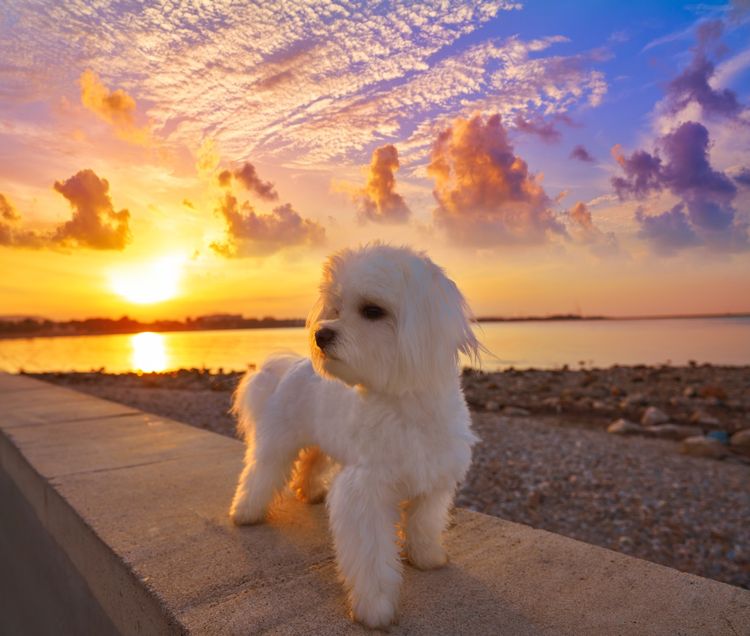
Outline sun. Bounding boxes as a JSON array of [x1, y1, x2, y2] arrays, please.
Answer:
[[110, 255, 186, 304]]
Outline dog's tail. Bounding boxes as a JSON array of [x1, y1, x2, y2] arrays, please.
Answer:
[[232, 353, 302, 441]]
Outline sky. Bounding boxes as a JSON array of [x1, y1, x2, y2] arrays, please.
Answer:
[[1, 0, 749, 320]]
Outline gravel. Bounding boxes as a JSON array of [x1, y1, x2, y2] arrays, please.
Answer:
[[29, 365, 750, 590]]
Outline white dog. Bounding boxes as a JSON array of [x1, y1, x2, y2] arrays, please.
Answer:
[[229, 244, 479, 629]]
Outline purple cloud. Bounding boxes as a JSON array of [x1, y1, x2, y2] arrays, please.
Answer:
[[665, 20, 743, 119], [733, 167, 750, 186], [611, 146, 663, 199], [513, 115, 561, 143], [570, 145, 595, 163], [614, 121, 747, 252], [635, 204, 700, 254]]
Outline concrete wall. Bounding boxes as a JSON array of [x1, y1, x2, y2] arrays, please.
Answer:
[[1, 373, 748, 635]]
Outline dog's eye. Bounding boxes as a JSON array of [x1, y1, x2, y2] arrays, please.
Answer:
[[360, 304, 386, 320]]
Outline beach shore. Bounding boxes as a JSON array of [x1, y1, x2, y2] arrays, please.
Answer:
[[27, 364, 750, 590]]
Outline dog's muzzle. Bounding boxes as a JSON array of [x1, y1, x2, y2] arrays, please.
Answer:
[[314, 327, 337, 351]]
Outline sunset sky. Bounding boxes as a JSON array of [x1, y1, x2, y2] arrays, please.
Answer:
[[1, 0, 749, 320]]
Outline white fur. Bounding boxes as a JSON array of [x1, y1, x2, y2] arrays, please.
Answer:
[[229, 244, 480, 629]]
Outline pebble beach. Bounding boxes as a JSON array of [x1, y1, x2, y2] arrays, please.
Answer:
[[28, 363, 750, 590]]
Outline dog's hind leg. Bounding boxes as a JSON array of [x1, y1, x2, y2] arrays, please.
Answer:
[[229, 436, 300, 525], [290, 446, 335, 504]]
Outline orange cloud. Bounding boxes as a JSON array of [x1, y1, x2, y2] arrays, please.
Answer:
[[79, 70, 151, 145], [211, 192, 324, 257], [428, 113, 565, 245], [568, 201, 619, 256], [0, 193, 46, 248], [217, 162, 279, 201], [52, 170, 131, 250], [0, 193, 20, 221], [353, 144, 411, 224]]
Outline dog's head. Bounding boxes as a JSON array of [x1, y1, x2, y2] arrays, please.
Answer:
[[307, 244, 479, 394]]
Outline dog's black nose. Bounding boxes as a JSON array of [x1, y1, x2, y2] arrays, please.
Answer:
[[315, 327, 336, 350]]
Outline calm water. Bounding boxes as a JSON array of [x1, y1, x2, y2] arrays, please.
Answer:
[[0, 318, 748, 373]]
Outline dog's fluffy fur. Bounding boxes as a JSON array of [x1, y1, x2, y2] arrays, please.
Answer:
[[229, 244, 479, 628]]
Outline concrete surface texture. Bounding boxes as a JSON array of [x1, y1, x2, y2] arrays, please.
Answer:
[[1, 372, 749, 635]]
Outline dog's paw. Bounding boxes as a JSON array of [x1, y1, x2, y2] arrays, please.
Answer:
[[292, 480, 328, 505], [352, 593, 398, 631], [229, 499, 266, 526], [406, 543, 448, 570]]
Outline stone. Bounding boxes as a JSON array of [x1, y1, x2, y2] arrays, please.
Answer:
[[729, 429, 750, 455], [646, 424, 702, 441], [698, 385, 728, 401], [679, 436, 729, 460], [706, 431, 729, 445], [502, 406, 530, 417], [683, 386, 698, 398], [689, 411, 720, 427], [619, 393, 647, 409], [641, 406, 669, 427], [607, 419, 643, 435]]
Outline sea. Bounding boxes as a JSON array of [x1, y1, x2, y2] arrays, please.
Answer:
[[1, 317, 748, 374]]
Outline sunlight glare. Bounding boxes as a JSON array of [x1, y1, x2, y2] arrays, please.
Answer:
[[130, 332, 168, 372], [110, 255, 185, 304]]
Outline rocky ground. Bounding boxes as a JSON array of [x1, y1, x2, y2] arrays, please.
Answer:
[[29, 364, 750, 589]]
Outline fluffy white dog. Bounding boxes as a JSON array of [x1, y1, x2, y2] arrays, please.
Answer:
[[229, 244, 479, 629]]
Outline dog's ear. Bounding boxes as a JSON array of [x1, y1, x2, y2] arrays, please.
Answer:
[[395, 257, 479, 391], [430, 265, 480, 363]]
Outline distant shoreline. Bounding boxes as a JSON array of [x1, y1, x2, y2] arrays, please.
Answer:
[[0, 312, 748, 341]]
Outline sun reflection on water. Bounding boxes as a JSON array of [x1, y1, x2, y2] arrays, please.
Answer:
[[131, 332, 168, 372]]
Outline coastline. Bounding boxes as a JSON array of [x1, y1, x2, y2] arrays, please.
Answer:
[[26, 363, 750, 590], [3, 312, 748, 341]]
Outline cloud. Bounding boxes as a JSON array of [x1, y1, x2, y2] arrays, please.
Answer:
[[52, 170, 131, 250], [0, 172, 131, 251], [0, 193, 46, 249], [3, 2, 611, 165], [635, 204, 701, 254], [613, 121, 747, 252], [567, 201, 619, 256], [353, 144, 411, 224], [0, 193, 20, 221], [611, 145, 664, 199], [428, 114, 566, 246], [79, 70, 151, 145], [733, 167, 750, 186], [570, 145, 595, 162], [211, 192, 324, 257], [664, 20, 744, 120], [512, 115, 561, 143], [0, 223, 46, 249], [217, 162, 279, 201]]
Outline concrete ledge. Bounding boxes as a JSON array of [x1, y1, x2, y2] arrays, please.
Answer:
[[1, 373, 748, 635]]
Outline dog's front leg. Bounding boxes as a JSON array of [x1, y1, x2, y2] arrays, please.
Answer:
[[328, 467, 402, 629], [403, 488, 453, 570]]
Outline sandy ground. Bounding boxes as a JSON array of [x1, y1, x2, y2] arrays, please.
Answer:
[[29, 364, 750, 590]]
